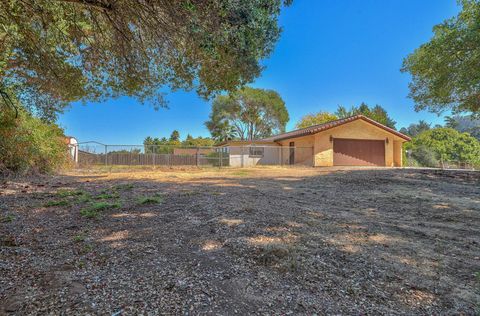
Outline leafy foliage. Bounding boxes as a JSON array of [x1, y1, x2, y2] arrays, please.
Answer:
[[335, 103, 396, 129], [405, 128, 480, 167], [445, 115, 480, 140], [205, 121, 237, 142], [1, 0, 291, 120], [143, 133, 215, 153], [402, 0, 480, 114], [205, 87, 289, 140], [295, 112, 338, 129], [399, 120, 431, 137], [408, 145, 440, 168], [169, 130, 180, 142], [182, 135, 216, 147], [143, 137, 174, 154], [108, 149, 141, 154], [0, 107, 70, 174]]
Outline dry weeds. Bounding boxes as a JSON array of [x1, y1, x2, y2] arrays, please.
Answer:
[[1, 167, 479, 314]]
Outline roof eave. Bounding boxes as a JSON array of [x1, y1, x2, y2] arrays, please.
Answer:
[[266, 115, 411, 142]]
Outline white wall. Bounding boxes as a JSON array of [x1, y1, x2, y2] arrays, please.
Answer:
[[68, 137, 79, 163], [226, 145, 312, 167]]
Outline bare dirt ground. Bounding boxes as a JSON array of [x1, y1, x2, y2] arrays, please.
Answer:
[[1, 167, 479, 315]]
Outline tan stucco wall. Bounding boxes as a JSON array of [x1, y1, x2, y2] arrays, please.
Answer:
[[393, 141, 403, 167], [221, 120, 407, 167], [279, 120, 407, 167], [277, 134, 315, 166]]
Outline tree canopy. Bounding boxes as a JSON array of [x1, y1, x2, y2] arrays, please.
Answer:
[[143, 132, 215, 153], [0, 0, 291, 121], [169, 130, 180, 142], [399, 120, 431, 137], [0, 107, 69, 173], [402, 0, 480, 114], [295, 112, 338, 129], [405, 128, 480, 167], [445, 115, 480, 140], [182, 135, 216, 147], [205, 87, 289, 141], [335, 103, 396, 129]]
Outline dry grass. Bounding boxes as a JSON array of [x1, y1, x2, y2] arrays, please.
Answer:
[[1, 167, 479, 314]]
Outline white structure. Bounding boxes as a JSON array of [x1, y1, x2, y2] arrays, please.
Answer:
[[225, 145, 313, 167], [66, 136, 78, 163]]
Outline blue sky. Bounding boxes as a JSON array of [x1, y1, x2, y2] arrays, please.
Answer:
[[58, 0, 460, 144]]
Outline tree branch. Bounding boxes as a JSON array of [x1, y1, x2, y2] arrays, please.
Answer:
[[58, 0, 113, 11]]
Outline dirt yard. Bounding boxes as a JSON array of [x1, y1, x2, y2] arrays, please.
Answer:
[[1, 167, 479, 315]]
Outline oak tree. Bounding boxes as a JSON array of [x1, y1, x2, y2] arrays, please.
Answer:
[[402, 0, 480, 114], [295, 112, 338, 129], [205, 87, 289, 140], [335, 103, 396, 129], [0, 0, 291, 121]]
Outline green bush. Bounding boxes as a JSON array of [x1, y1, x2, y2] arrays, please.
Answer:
[[411, 145, 440, 168], [0, 108, 70, 174], [405, 128, 480, 168]]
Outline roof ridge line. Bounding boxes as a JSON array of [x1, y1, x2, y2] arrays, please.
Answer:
[[259, 114, 410, 142]]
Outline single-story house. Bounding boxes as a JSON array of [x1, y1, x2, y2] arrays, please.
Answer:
[[216, 115, 410, 167]]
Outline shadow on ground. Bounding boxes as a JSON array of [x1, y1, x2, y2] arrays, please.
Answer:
[[1, 168, 479, 314]]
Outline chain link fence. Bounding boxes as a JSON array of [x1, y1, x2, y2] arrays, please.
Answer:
[[76, 142, 314, 168], [75, 142, 475, 170]]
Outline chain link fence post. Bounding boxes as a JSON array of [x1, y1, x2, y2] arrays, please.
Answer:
[[241, 146, 244, 168], [218, 148, 221, 168], [152, 145, 155, 167], [104, 145, 108, 167], [196, 147, 199, 167], [219, 148, 223, 168]]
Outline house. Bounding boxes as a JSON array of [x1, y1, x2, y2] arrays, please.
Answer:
[[217, 115, 411, 167]]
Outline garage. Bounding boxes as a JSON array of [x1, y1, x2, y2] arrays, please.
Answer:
[[333, 138, 385, 166], [221, 115, 410, 167]]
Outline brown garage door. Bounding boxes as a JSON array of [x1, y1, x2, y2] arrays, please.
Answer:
[[333, 138, 385, 166]]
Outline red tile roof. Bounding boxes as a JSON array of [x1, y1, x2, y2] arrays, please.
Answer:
[[261, 115, 411, 142]]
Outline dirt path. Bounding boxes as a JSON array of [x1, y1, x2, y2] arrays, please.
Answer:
[[1, 168, 479, 314]]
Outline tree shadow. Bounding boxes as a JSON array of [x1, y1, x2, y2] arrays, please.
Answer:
[[1, 168, 479, 314]]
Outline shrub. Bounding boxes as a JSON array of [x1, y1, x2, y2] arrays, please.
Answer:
[[411, 145, 440, 168], [0, 108, 70, 174], [405, 128, 480, 168]]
